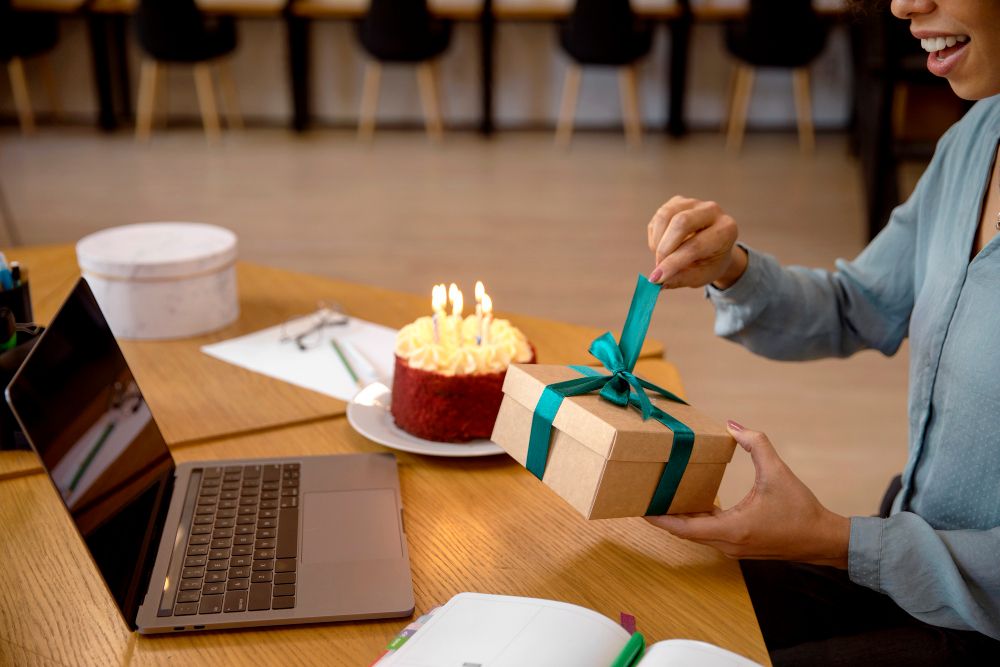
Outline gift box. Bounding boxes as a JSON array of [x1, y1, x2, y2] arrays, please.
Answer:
[[490, 276, 736, 519]]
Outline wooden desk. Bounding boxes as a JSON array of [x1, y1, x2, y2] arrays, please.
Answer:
[[11, 0, 86, 12], [0, 359, 769, 666], [0, 245, 664, 476], [90, 0, 287, 17]]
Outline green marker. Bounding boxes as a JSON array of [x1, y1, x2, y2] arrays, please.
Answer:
[[0, 308, 16, 351], [610, 632, 645, 667]]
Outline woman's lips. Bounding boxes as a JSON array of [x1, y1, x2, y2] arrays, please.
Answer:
[[926, 40, 969, 77]]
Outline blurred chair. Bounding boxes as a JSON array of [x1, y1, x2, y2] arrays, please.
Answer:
[[0, 0, 61, 135], [555, 0, 653, 148], [134, 0, 242, 143], [723, 0, 829, 153], [355, 0, 452, 141]]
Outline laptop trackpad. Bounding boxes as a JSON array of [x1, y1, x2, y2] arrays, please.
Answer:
[[301, 489, 403, 564]]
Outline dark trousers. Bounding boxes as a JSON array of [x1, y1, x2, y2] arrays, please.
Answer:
[[740, 560, 1000, 666]]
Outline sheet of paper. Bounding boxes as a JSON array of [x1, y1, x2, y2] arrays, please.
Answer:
[[379, 592, 629, 667], [201, 315, 397, 402]]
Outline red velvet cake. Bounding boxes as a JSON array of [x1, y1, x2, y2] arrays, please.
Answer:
[[390, 313, 535, 443]]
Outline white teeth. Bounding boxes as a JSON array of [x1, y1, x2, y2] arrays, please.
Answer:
[[920, 35, 970, 53]]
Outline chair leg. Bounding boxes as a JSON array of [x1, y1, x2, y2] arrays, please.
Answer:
[[722, 64, 739, 133], [416, 61, 443, 142], [155, 63, 169, 129], [217, 59, 243, 131], [358, 62, 381, 141], [193, 63, 221, 143], [555, 65, 581, 147], [7, 58, 35, 135], [792, 67, 815, 155], [135, 59, 159, 142], [39, 55, 61, 119], [618, 65, 642, 148], [726, 65, 754, 153]]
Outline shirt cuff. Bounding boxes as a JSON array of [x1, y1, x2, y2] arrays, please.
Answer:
[[705, 243, 760, 303], [849, 516, 885, 592], [705, 245, 774, 336]]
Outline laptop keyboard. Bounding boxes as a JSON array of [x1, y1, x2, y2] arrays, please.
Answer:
[[172, 463, 300, 617]]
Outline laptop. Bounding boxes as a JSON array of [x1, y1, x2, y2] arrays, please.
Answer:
[[6, 278, 414, 634]]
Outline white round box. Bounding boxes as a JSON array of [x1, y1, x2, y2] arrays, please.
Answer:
[[76, 222, 239, 340]]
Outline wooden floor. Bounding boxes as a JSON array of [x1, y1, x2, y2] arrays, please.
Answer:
[[0, 127, 912, 517]]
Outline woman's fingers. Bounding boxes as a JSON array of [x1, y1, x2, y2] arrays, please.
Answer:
[[647, 196, 698, 254], [645, 510, 742, 543], [653, 200, 724, 266], [652, 214, 736, 286]]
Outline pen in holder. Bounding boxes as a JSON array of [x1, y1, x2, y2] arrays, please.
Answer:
[[0, 279, 32, 324]]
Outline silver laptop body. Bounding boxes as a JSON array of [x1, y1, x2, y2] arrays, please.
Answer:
[[6, 278, 414, 634]]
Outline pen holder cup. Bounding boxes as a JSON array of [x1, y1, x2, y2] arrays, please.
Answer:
[[0, 329, 43, 451], [0, 281, 33, 323]]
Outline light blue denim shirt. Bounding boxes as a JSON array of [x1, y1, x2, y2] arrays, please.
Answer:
[[706, 96, 1000, 639]]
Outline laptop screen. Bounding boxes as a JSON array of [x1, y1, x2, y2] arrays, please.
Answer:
[[6, 278, 175, 630]]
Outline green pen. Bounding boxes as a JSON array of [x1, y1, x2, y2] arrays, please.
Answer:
[[330, 339, 361, 386], [610, 632, 645, 667]]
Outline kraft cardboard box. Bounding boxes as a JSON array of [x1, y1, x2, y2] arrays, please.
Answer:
[[492, 364, 736, 520]]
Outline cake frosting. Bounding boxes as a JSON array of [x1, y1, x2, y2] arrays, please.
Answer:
[[394, 315, 533, 376], [391, 313, 535, 443]]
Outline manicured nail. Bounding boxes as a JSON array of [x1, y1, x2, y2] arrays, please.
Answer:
[[649, 268, 663, 283], [726, 420, 745, 432]]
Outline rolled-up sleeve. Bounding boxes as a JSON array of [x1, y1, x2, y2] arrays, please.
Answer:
[[850, 514, 1000, 639], [705, 144, 948, 361]]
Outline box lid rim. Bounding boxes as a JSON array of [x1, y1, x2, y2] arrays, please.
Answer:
[[76, 222, 238, 280]]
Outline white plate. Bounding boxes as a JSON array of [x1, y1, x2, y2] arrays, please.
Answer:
[[346, 382, 506, 458]]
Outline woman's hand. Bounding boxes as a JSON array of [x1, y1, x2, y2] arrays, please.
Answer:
[[646, 196, 747, 289], [646, 422, 851, 569]]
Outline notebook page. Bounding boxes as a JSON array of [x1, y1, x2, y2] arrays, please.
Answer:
[[380, 593, 630, 667]]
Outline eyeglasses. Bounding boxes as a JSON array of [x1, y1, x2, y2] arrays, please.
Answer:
[[279, 303, 349, 351]]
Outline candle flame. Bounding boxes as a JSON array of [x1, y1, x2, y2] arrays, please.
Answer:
[[475, 280, 485, 302], [432, 284, 447, 311], [482, 293, 493, 315], [451, 286, 464, 318]]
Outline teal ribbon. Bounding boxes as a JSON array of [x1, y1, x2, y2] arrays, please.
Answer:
[[525, 275, 695, 516]]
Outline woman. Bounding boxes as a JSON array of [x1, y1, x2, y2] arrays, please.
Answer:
[[644, 0, 1000, 663]]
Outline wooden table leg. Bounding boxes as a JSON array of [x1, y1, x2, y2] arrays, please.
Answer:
[[479, 0, 495, 137], [666, 1, 693, 137], [287, 12, 311, 133], [86, 11, 117, 131]]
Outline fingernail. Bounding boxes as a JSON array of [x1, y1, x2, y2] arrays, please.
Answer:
[[649, 268, 663, 283], [726, 420, 745, 432]]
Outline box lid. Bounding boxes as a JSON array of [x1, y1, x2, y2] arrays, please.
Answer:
[[501, 364, 735, 464], [76, 222, 238, 281]]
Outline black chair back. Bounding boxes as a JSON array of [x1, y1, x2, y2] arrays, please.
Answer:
[[135, 0, 236, 63], [725, 0, 828, 68], [358, 0, 451, 63], [0, 0, 59, 62], [560, 0, 652, 66]]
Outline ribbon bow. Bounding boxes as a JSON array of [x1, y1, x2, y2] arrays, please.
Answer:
[[524, 275, 695, 516]]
